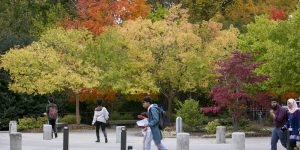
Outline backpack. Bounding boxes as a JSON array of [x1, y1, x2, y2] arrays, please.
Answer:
[[49, 106, 58, 119], [156, 107, 170, 130]]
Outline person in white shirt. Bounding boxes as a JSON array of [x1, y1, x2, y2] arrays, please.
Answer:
[[92, 99, 109, 143], [138, 112, 152, 150]]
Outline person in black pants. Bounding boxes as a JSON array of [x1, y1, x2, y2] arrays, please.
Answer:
[[92, 99, 109, 143], [46, 97, 58, 138]]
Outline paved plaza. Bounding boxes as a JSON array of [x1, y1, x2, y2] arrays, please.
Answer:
[[0, 128, 286, 150]]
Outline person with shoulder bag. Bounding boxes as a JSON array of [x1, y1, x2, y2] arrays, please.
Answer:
[[282, 98, 300, 150], [270, 98, 287, 150], [92, 99, 109, 143]]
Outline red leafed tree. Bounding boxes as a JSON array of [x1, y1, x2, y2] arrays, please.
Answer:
[[61, 0, 151, 35], [270, 7, 286, 21], [205, 51, 268, 129]]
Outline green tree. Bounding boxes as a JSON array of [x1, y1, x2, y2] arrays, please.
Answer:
[[0, 28, 101, 124], [176, 99, 207, 127], [0, 0, 71, 54], [239, 8, 300, 95], [181, 0, 221, 23]]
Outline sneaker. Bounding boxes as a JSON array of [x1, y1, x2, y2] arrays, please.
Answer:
[[105, 138, 108, 143], [95, 140, 100, 143]]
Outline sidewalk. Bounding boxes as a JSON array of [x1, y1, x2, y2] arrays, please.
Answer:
[[0, 128, 285, 150]]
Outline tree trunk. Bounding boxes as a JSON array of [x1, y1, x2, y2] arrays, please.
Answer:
[[167, 96, 172, 117], [75, 94, 81, 125], [232, 117, 239, 131], [165, 91, 175, 117]]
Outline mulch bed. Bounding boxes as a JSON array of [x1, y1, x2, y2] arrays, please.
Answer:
[[21, 124, 95, 133]]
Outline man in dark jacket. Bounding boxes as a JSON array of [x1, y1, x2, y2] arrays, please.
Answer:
[[46, 97, 58, 138], [143, 96, 168, 150], [270, 99, 287, 150]]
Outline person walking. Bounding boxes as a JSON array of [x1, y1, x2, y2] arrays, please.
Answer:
[[92, 99, 109, 143], [284, 98, 300, 150], [270, 98, 287, 150], [142, 96, 168, 150], [46, 97, 58, 138], [137, 112, 152, 150]]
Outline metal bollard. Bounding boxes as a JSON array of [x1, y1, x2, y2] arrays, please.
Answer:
[[120, 127, 127, 150], [127, 146, 133, 150], [63, 126, 69, 150], [176, 117, 182, 134]]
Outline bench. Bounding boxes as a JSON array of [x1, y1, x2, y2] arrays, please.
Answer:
[[56, 123, 67, 132], [108, 120, 138, 128]]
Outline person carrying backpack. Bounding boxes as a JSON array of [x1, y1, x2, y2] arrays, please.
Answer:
[[142, 96, 168, 150], [46, 97, 58, 138]]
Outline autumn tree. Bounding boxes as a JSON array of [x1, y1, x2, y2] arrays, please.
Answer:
[[69, 88, 117, 103], [1, 28, 101, 124], [220, 0, 297, 31], [83, 28, 161, 109], [207, 51, 267, 129], [270, 7, 286, 21], [62, 0, 151, 35], [114, 5, 239, 115]]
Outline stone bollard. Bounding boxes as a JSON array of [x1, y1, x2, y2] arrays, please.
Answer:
[[116, 126, 125, 143], [43, 124, 52, 140], [177, 132, 189, 150], [10, 132, 22, 150], [9, 121, 17, 134], [296, 141, 300, 150], [232, 132, 245, 150], [216, 126, 226, 144], [176, 117, 182, 134]]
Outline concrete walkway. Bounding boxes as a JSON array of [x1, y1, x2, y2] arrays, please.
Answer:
[[0, 129, 286, 150]]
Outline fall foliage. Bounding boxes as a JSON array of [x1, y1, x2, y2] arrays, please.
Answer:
[[62, 0, 151, 35]]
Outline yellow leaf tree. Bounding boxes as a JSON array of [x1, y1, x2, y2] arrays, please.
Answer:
[[1, 28, 101, 124]]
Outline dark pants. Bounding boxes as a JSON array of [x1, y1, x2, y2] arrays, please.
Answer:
[[95, 121, 107, 140], [288, 139, 297, 150], [271, 127, 287, 150], [49, 119, 57, 137]]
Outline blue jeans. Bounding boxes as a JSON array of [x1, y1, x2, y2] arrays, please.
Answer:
[[271, 127, 287, 150]]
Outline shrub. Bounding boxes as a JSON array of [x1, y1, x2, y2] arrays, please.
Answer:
[[59, 115, 76, 124], [205, 119, 221, 134], [35, 116, 48, 128], [18, 116, 48, 130], [176, 99, 208, 127], [110, 112, 135, 120]]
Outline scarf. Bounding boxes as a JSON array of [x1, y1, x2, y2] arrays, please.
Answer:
[[287, 98, 298, 113]]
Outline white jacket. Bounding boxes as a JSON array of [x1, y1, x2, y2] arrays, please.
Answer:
[[92, 107, 109, 124]]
